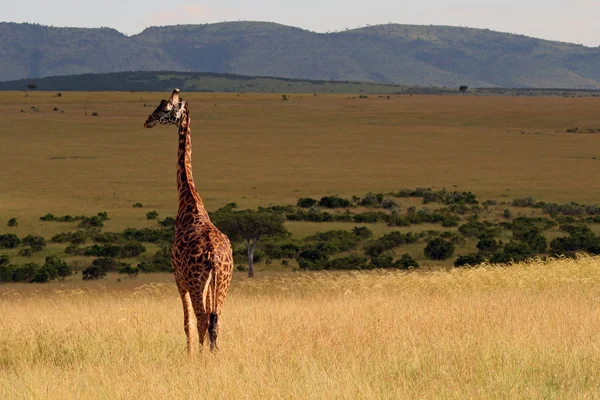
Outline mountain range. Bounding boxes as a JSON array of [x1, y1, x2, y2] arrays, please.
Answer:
[[1, 21, 599, 88]]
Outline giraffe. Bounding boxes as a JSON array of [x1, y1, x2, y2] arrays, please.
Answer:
[[144, 89, 234, 353]]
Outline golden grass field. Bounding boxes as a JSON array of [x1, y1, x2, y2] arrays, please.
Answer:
[[1, 255, 600, 399]]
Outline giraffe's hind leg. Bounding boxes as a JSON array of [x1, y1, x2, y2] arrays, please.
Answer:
[[190, 293, 209, 349], [180, 290, 194, 355]]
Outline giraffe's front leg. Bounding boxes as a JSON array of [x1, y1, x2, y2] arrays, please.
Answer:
[[181, 291, 194, 356]]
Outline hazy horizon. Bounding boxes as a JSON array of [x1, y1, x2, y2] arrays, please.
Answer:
[[2, 0, 599, 47]]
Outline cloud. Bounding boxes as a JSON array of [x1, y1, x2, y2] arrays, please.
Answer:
[[146, 4, 213, 26], [182, 4, 211, 17]]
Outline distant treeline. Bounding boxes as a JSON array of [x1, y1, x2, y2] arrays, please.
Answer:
[[1, 71, 599, 96]]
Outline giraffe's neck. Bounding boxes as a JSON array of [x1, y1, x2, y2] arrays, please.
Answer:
[[176, 108, 210, 224]]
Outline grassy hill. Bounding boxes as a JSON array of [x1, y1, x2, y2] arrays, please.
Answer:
[[1, 21, 599, 88]]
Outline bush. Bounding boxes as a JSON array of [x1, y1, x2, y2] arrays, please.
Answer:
[[550, 225, 600, 255], [138, 246, 172, 272], [365, 232, 421, 257], [40, 213, 55, 221], [318, 196, 351, 209], [43, 255, 72, 281], [120, 241, 147, 258], [133, 202, 143, 208], [262, 241, 300, 259], [424, 238, 455, 260], [360, 192, 383, 207], [476, 238, 502, 253], [122, 228, 173, 243], [454, 253, 486, 267], [394, 254, 419, 269], [82, 265, 107, 280], [370, 254, 394, 268], [52, 230, 87, 244], [79, 216, 104, 229], [325, 255, 370, 270], [381, 198, 399, 210], [458, 220, 500, 239], [146, 211, 159, 220], [297, 248, 328, 270], [0, 234, 20, 249], [305, 230, 361, 255], [7, 218, 17, 227], [22, 235, 46, 252], [12, 263, 39, 283], [490, 241, 533, 263], [297, 198, 318, 208], [159, 217, 176, 228], [512, 197, 537, 207], [118, 265, 139, 278], [18, 248, 33, 257], [352, 226, 373, 239]]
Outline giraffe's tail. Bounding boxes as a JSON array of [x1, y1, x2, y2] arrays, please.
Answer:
[[207, 270, 219, 351]]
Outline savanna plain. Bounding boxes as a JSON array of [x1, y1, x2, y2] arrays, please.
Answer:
[[1, 91, 600, 398]]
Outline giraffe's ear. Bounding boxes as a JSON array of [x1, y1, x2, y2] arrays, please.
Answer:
[[168, 89, 181, 105]]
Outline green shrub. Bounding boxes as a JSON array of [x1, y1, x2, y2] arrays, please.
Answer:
[[512, 197, 537, 207], [297, 248, 328, 270], [51, 231, 87, 244], [424, 238, 455, 260], [394, 254, 419, 269], [0, 234, 20, 249], [365, 232, 421, 257], [146, 211, 159, 220], [360, 192, 383, 207], [454, 253, 486, 267], [159, 217, 176, 228], [12, 263, 39, 283], [138, 246, 172, 272], [133, 202, 143, 208], [7, 218, 18, 227], [82, 265, 107, 280], [79, 216, 104, 229], [22, 235, 46, 252], [370, 254, 394, 268], [305, 230, 361, 255], [262, 241, 300, 259], [325, 255, 370, 270], [18, 248, 33, 257], [120, 241, 147, 258], [297, 198, 318, 208], [40, 213, 55, 221], [352, 226, 373, 239], [118, 265, 139, 278], [318, 196, 351, 209], [43, 255, 71, 281], [476, 238, 502, 253]]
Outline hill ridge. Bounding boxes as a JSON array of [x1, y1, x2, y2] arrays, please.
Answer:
[[1, 21, 599, 88]]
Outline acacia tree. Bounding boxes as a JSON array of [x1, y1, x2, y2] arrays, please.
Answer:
[[459, 85, 468, 94], [214, 210, 288, 278]]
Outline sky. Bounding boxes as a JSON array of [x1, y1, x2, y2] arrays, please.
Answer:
[[2, 0, 599, 47]]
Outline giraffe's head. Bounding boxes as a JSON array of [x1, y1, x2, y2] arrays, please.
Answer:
[[143, 89, 187, 128]]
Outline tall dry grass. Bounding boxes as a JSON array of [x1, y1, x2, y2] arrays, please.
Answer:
[[1, 255, 600, 399]]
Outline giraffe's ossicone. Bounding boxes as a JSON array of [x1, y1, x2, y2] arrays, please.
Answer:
[[144, 89, 234, 354]]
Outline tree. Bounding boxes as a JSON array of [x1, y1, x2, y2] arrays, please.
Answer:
[[459, 85, 468, 94], [214, 210, 288, 278], [424, 238, 455, 260]]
